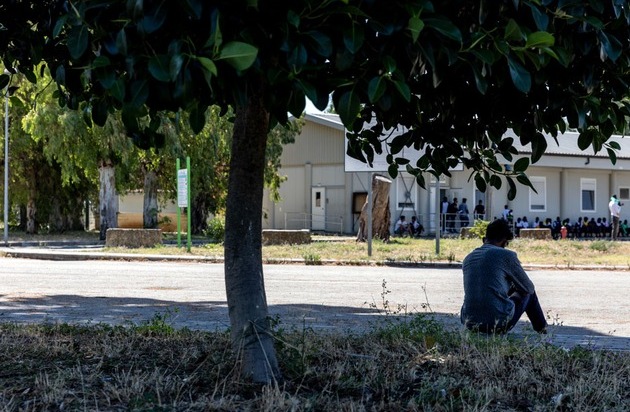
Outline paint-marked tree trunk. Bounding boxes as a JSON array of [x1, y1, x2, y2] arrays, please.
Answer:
[[224, 88, 280, 384], [99, 161, 118, 241], [25, 191, 37, 234], [356, 174, 391, 242], [143, 170, 158, 229]]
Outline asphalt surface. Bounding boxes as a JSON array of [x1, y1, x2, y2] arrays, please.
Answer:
[[1, 244, 629, 351]]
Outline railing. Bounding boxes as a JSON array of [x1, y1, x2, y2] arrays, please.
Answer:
[[283, 212, 344, 234], [420, 213, 487, 235]]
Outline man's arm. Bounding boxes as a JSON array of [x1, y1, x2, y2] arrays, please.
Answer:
[[505, 251, 535, 294]]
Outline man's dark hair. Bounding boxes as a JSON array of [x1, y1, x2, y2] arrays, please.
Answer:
[[485, 219, 514, 242]]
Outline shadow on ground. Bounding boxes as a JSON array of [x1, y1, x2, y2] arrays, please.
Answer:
[[1, 294, 628, 351]]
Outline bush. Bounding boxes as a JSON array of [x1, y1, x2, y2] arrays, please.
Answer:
[[467, 219, 490, 239], [205, 216, 225, 242]]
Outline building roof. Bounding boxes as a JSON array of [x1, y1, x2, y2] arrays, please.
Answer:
[[304, 112, 630, 160]]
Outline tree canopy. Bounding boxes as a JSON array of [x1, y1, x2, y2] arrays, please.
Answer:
[[2, 1, 629, 197]]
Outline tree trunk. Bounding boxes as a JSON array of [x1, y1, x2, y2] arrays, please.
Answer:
[[48, 197, 65, 232], [224, 90, 280, 384], [191, 193, 209, 235], [356, 174, 392, 242], [26, 192, 37, 234], [143, 170, 158, 229], [98, 161, 118, 240]]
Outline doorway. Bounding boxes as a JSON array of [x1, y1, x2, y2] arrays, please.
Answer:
[[311, 187, 326, 230]]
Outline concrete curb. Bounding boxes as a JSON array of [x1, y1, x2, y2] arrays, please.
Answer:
[[2, 247, 630, 271]]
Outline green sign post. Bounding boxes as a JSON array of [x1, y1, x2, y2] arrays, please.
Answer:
[[176, 157, 192, 252]]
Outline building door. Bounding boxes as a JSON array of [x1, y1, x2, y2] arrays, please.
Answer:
[[311, 187, 326, 230]]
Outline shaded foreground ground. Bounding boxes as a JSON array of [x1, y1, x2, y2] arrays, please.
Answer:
[[1, 318, 628, 411]]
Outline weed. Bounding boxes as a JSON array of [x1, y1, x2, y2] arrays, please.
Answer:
[[303, 252, 322, 265], [133, 309, 179, 335], [589, 240, 615, 252]]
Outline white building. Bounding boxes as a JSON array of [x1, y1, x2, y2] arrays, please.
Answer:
[[262, 113, 630, 235]]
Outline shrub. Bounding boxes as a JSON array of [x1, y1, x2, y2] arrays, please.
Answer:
[[205, 216, 225, 242], [467, 219, 490, 239]]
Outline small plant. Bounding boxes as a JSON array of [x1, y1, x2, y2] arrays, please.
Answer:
[[467, 219, 489, 239], [303, 252, 322, 265], [134, 310, 178, 335], [447, 252, 456, 262], [589, 240, 613, 252], [205, 216, 225, 242]]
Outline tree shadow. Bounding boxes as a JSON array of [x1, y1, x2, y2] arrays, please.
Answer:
[[0, 294, 628, 350]]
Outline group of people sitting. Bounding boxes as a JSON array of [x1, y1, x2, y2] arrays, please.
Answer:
[[511, 215, 629, 239], [393, 215, 425, 238]]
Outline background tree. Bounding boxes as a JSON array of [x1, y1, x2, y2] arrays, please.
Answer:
[[2, 0, 630, 384]]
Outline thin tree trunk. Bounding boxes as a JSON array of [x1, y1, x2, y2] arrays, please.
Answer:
[[191, 193, 209, 235], [224, 90, 280, 384], [143, 170, 158, 229], [26, 193, 37, 234], [99, 161, 118, 240]]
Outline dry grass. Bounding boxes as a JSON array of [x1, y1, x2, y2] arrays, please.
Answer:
[[1, 317, 628, 411], [102, 236, 630, 267]]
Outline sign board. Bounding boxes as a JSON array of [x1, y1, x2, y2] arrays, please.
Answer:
[[177, 169, 188, 207]]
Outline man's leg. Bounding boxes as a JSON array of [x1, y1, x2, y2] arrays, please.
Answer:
[[507, 291, 548, 333]]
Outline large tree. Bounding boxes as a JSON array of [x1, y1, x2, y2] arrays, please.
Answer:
[[2, 0, 630, 384]]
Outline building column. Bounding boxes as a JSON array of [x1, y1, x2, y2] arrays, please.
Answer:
[[609, 171, 617, 198], [561, 169, 568, 219], [305, 162, 312, 217]]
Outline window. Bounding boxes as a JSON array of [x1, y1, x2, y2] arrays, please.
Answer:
[[397, 173, 417, 210], [529, 176, 546, 212], [581, 178, 596, 212], [619, 187, 630, 201]]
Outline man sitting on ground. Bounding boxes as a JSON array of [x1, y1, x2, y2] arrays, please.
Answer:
[[460, 219, 548, 334]]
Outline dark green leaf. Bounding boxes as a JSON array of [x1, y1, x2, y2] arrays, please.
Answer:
[[408, 16, 424, 43], [489, 174, 502, 189], [0, 74, 8, 90], [475, 174, 487, 192], [170, 54, 184, 81], [608, 141, 621, 150], [116, 29, 128, 56], [577, 132, 591, 151], [53, 15, 67, 38], [148, 55, 171, 82], [530, 133, 547, 163], [189, 103, 207, 134], [392, 80, 411, 102], [368, 76, 386, 103], [197, 57, 218, 76], [606, 148, 618, 165], [343, 23, 364, 54], [92, 56, 111, 69], [129, 80, 149, 107], [507, 176, 517, 200], [516, 173, 533, 189], [336, 89, 361, 130], [307, 31, 333, 57], [67, 25, 89, 59], [110, 78, 126, 102], [122, 106, 140, 133], [388, 163, 399, 179], [423, 17, 462, 43], [91, 99, 109, 126], [598, 32, 622, 62], [527, 3, 549, 30], [504, 19, 523, 41], [507, 56, 531, 93], [217, 41, 258, 71], [525, 32, 554, 48], [513, 157, 530, 172]]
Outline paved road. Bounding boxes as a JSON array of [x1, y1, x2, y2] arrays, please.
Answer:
[[1, 257, 629, 349]]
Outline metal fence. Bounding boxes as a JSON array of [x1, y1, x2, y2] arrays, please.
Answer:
[[283, 212, 344, 234]]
